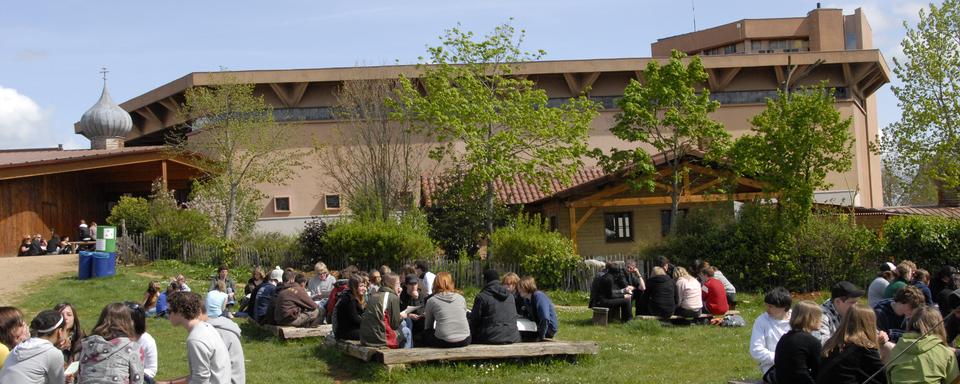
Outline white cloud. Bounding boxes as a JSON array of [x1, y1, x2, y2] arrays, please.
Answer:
[[0, 86, 54, 149]]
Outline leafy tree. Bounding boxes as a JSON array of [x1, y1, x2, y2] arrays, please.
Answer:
[[297, 218, 331, 266], [106, 195, 151, 234], [392, 22, 598, 245], [882, 153, 938, 206], [146, 180, 212, 244], [592, 50, 730, 234], [730, 83, 852, 223], [424, 168, 511, 259], [884, 0, 960, 195], [172, 78, 312, 239], [490, 214, 579, 290]]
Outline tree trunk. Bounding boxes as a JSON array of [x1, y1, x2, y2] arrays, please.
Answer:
[[224, 184, 238, 239], [669, 163, 683, 235], [485, 178, 495, 258]]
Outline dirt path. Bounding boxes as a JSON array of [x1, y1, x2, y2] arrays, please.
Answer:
[[0, 254, 77, 305]]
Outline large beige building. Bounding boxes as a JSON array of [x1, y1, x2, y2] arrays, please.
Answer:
[[70, 7, 888, 255]]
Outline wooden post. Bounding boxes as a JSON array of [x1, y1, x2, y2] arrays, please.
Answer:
[[568, 206, 578, 252], [161, 160, 168, 188]]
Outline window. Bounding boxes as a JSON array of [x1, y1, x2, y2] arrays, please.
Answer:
[[660, 209, 689, 237], [769, 40, 787, 51], [549, 216, 559, 232], [273, 197, 291, 213], [604, 212, 633, 242], [751, 40, 762, 52], [723, 44, 737, 54], [325, 194, 341, 210]]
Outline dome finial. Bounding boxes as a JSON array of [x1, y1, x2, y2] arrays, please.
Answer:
[[99, 67, 109, 85]]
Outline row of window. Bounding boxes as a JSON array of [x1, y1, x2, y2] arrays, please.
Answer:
[[272, 194, 341, 213], [548, 209, 689, 243]]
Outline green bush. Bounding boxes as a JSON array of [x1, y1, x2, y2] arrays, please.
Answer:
[[106, 196, 151, 234], [238, 231, 302, 268], [298, 218, 330, 266], [885, 216, 960, 270], [321, 211, 435, 266], [490, 215, 580, 290]]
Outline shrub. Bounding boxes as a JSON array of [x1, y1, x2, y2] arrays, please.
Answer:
[[239, 231, 302, 268], [106, 196, 151, 234], [424, 169, 512, 259], [298, 218, 330, 266], [885, 216, 960, 270], [321, 211, 435, 267], [490, 215, 580, 290]]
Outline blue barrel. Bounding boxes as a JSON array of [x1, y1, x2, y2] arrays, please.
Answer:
[[91, 252, 116, 278], [78, 251, 94, 280]]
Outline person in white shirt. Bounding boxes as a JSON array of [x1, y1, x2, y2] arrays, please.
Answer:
[[749, 287, 793, 378], [126, 302, 159, 383], [158, 292, 230, 384], [416, 261, 437, 295]]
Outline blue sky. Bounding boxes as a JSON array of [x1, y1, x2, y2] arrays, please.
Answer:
[[0, 0, 932, 149]]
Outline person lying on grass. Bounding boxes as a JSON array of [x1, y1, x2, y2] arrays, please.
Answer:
[[517, 276, 558, 341]]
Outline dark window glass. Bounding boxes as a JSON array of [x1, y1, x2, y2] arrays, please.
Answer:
[[274, 197, 290, 212], [325, 194, 341, 209], [604, 212, 633, 242]]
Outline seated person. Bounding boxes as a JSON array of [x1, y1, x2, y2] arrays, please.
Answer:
[[874, 285, 924, 343], [468, 269, 521, 344], [360, 273, 407, 348], [423, 272, 471, 348], [502, 272, 525, 316], [155, 281, 181, 318], [673, 267, 703, 318], [206, 280, 229, 319], [399, 274, 425, 347], [749, 287, 792, 377], [209, 264, 237, 313], [253, 268, 283, 324], [638, 266, 676, 318], [59, 236, 73, 254], [17, 236, 31, 256], [334, 276, 366, 341], [274, 272, 321, 327], [594, 263, 634, 322], [700, 268, 729, 316], [625, 260, 646, 311], [46, 235, 61, 255], [517, 276, 558, 341], [886, 307, 959, 383]]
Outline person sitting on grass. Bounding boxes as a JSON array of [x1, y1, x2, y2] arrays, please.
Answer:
[[176, 274, 192, 292], [334, 276, 367, 341], [469, 269, 521, 345], [423, 272, 471, 348], [884, 263, 913, 299], [54, 302, 85, 365], [77, 303, 144, 384], [209, 265, 237, 316], [158, 292, 230, 384], [749, 287, 792, 379], [502, 272, 525, 315], [0, 310, 67, 384], [816, 305, 885, 384], [399, 274, 425, 347], [360, 272, 408, 349], [813, 281, 865, 345], [773, 300, 823, 384], [673, 267, 702, 318], [253, 267, 283, 325], [206, 280, 229, 319], [912, 268, 935, 306], [237, 266, 264, 316], [0, 306, 30, 370], [699, 267, 729, 316], [517, 276, 558, 341], [874, 285, 924, 343], [155, 282, 180, 319], [126, 302, 158, 384], [143, 281, 161, 317], [886, 306, 959, 383], [868, 262, 896, 308], [274, 272, 322, 328], [595, 263, 634, 322], [204, 307, 246, 384], [638, 266, 676, 318]]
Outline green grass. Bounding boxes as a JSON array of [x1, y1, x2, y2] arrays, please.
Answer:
[[16, 261, 766, 383]]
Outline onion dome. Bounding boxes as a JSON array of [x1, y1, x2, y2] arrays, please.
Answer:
[[79, 83, 133, 138]]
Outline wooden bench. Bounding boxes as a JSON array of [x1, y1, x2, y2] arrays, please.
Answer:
[[259, 323, 332, 340], [326, 337, 600, 370], [590, 307, 622, 326], [634, 310, 741, 324]]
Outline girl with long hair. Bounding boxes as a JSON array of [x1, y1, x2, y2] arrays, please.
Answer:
[[77, 303, 144, 384], [54, 302, 85, 364], [143, 281, 161, 316], [334, 275, 367, 341], [817, 305, 885, 383], [774, 300, 823, 384], [423, 272, 471, 348], [886, 307, 959, 383]]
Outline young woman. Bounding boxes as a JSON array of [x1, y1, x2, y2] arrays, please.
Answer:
[[77, 303, 144, 384], [774, 300, 823, 384], [0, 306, 30, 369], [17, 235, 31, 256], [673, 267, 703, 318], [423, 272, 471, 348], [886, 307, 959, 383], [238, 266, 265, 315], [502, 272, 525, 315], [54, 302, 85, 364], [368, 269, 382, 292], [205, 280, 229, 319], [126, 302, 158, 384], [334, 276, 367, 341], [749, 287, 792, 379], [912, 268, 935, 306], [143, 281, 161, 317], [517, 276, 558, 341], [817, 305, 885, 384], [0, 310, 67, 384]]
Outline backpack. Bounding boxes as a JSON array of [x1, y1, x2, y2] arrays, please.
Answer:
[[325, 281, 349, 323], [381, 293, 399, 349], [721, 314, 746, 327]]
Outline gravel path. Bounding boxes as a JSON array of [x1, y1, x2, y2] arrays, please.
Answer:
[[0, 254, 77, 305]]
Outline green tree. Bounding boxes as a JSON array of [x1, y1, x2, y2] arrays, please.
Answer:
[[392, 22, 598, 245], [883, 0, 960, 195], [592, 50, 730, 234], [173, 78, 312, 239], [106, 195, 151, 234], [730, 83, 852, 223], [424, 168, 511, 259]]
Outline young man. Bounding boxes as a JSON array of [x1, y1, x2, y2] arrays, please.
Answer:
[[874, 285, 925, 343], [415, 260, 436, 295], [468, 269, 521, 344], [273, 272, 321, 327], [209, 265, 237, 313], [360, 272, 408, 348], [595, 263, 634, 322], [812, 281, 864, 344], [161, 292, 231, 384]]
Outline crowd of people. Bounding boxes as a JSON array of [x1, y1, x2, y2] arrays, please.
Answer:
[[16, 219, 101, 256], [750, 260, 960, 384]]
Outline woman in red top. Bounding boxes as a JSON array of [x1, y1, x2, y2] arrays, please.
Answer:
[[700, 268, 729, 315]]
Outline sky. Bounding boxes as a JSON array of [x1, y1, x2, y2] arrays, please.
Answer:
[[0, 0, 934, 150]]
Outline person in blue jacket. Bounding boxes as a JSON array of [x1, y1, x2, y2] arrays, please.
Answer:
[[518, 276, 558, 341]]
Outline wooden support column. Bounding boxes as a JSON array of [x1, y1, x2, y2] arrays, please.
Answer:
[[569, 206, 578, 252], [161, 160, 168, 188]]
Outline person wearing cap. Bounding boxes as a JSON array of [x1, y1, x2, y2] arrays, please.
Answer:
[[812, 281, 865, 345], [868, 262, 897, 308], [0, 309, 67, 384], [252, 267, 283, 324], [874, 285, 925, 343], [399, 274, 425, 347], [468, 269, 521, 344]]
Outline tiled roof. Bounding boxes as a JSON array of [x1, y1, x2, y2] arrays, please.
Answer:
[[0, 146, 167, 169], [879, 206, 960, 219], [420, 167, 606, 206]]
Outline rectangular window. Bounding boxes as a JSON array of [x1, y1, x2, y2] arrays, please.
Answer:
[[273, 197, 291, 213], [751, 40, 762, 52], [660, 209, 689, 237], [769, 40, 787, 51], [723, 44, 737, 54], [604, 212, 633, 242], [325, 194, 341, 210]]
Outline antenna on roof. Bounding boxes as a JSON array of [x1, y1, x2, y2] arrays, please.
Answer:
[[691, 0, 698, 32]]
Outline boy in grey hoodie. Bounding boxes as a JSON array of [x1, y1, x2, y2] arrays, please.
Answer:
[[206, 316, 246, 384], [163, 292, 231, 384], [0, 310, 67, 384]]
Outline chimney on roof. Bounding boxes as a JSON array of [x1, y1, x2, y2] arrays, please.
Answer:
[[817, 2, 821, 8], [57, 144, 63, 150]]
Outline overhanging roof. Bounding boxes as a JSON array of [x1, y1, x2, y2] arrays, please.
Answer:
[[0, 146, 201, 180]]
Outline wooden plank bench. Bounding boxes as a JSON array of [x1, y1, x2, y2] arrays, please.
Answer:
[[634, 310, 741, 324], [259, 323, 332, 340], [326, 337, 599, 370]]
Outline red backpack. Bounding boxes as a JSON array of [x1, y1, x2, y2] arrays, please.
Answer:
[[381, 293, 399, 349], [325, 281, 350, 323]]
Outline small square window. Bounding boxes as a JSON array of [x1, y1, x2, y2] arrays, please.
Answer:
[[325, 194, 341, 210], [604, 212, 633, 242], [274, 197, 290, 212]]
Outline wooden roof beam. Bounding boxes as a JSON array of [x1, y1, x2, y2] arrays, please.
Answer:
[[569, 192, 769, 208]]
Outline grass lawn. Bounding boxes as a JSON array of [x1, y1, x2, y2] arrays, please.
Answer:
[[15, 260, 768, 383]]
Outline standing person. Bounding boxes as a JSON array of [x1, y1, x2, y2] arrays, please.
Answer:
[[812, 281, 865, 345], [774, 301, 823, 384], [77, 303, 144, 384], [912, 268, 935, 306], [874, 285, 924, 343], [160, 292, 231, 384], [886, 307, 959, 383], [423, 272, 471, 348], [868, 262, 897, 308], [334, 276, 367, 341], [749, 287, 792, 378], [79, 219, 90, 240], [415, 261, 436, 295], [206, 281, 229, 319], [88, 222, 98, 241], [306, 262, 336, 305], [816, 305, 886, 384], [205, 313, 246, 384], [517, 276, 558, 341], [54, 302, 85, 364], [468, 269, 521, 345], [0, 307, 30, 369], [360, 272, 407, 348], [209, 265, 236, 315], [143, 281, 161, 317], [0, 310, 67, 384], [126, 302, 158, 384], [638, 266, 676, 318], [884, 263, 913, 299], [274, 273, 322, 327], [673, 267, 703, 318], [700, 268, 729, 316]]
